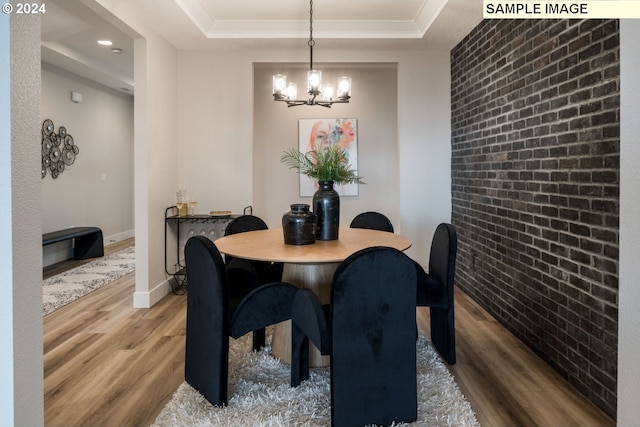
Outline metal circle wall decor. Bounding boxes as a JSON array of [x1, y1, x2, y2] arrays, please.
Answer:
[[41, 119, 79, 179], [42, 119, 54, 136]]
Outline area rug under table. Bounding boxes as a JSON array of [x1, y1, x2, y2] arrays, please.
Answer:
[[42, 246, 135, 316], [152, 331, 480, 427]]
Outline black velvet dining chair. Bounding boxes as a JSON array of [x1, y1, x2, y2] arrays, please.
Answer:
[[349, 211, 394, 233], [184, 236, 298, 407], [224, 214, 285, 349], [415, 222, 458, 365], [291, 246, 417, 427], [224, 214, 284, 283]]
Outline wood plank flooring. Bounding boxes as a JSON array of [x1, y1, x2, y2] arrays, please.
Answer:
[[44, 239, 615, 426], [418, 290, 615, 427]]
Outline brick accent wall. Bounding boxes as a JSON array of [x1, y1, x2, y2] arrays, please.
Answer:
[[450, 19, 619, 417]]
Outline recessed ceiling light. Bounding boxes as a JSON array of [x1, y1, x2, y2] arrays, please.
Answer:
[[97, 40, 113, 46], [111, 48, 123, 54]]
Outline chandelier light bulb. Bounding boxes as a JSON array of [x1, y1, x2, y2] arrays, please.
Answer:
[[307, 70, 322, 94], [323, 83, 335, 101], [286, 82, 298, 100], [273, 74, 287, 98], [337, 77, 352, 99]]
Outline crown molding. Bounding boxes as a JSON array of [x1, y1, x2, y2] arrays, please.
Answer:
[[174, 0, 446, 40]]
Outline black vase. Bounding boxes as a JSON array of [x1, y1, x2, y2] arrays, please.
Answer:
[[313, 180, 340, 240], [282, 204, 317, 245]]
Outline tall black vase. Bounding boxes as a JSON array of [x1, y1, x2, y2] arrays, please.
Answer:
[[313, 180, 340, 240]]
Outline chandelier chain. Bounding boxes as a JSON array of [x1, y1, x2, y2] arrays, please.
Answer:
[[308, 0, 314, 69], [309, 0, 314, 46]]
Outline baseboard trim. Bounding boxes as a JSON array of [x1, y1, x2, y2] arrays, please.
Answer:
[[105, 229, 135, 246], [133, 277, 171, 308]]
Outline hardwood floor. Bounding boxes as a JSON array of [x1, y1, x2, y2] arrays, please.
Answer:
[[44, 239, 186, 427], [44, 239, 615, 426], [419, 290, 614, 427]]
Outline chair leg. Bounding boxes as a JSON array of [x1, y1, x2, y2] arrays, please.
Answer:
[[252, 328, 266, 351], [185, 327, 230, 406], [291, 323, 310, 387], [430, 306, 456, 364]]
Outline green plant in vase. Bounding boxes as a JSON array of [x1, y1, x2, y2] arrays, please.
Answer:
[[281, 143, 364, 240], [280, 143, 364, 185]]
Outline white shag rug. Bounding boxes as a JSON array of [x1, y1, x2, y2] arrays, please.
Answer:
[[43, 246, 135, 316], [152, 331, 480, 427]]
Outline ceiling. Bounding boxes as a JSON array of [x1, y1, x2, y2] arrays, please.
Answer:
[[41, 0, 483, 95]]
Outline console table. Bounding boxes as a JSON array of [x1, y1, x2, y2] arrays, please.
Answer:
[[164, 206, 250, 291]]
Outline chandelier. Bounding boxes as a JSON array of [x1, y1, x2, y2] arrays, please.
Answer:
[[272, 0, 351, 108]]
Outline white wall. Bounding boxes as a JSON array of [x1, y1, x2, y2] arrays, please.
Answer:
[[85, 0, 181, 308], [87, 0, 451, 311], [41, 66, 134, 265], [397, 51, 452, 263], [617, 19, 640, 424], [252, 64, 399, 230], [1, 11, 44, 427], [129, 26, 179, 308], [176, 52, 255, 214], [0, 13, 11, 422], [176, 48, 451, 267]]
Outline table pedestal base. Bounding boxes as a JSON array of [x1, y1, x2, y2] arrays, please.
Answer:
[[270, 262, 338, 368]]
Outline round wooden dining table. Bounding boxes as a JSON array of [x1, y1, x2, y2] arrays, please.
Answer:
[[215, 227, 412, 367]]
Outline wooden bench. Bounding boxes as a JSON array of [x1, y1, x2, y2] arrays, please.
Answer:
[[43, 227, 104, 260]]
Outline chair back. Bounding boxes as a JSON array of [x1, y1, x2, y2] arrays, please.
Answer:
[[349, 211, 394, 233], [224, 214, 283, 282], [429, 223, 458, 302], [184, 236, 230, 405], [330, 246, 417, 427], [224, 215, 268, 235], [229, 282, 298, 339]]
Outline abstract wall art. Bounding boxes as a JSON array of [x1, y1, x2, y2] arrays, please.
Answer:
[[298, 118, 359, 197]]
